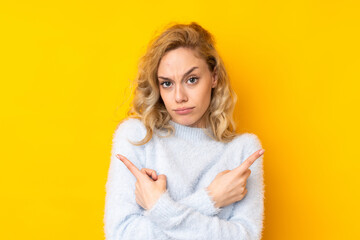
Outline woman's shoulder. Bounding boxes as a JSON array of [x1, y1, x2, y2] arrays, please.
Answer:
[[113, 117, 147, 142], [232, 132, 263, 151], [116, 117, 145, 130]]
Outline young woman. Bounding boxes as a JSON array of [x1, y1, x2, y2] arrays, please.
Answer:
[[104, 22, 265, 240]]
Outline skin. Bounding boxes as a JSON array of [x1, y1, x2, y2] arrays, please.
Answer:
[[157, 47, 217, 128], [117, 47, 265, 210]]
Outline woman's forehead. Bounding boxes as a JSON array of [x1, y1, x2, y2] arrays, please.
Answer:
[[158, 48, 207, 76]]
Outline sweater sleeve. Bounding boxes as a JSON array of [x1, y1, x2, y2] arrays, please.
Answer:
[[227, 133, 265, 239], [176, 187, 222, 216], [143, 133, 265, 240], [104, 119, 170, 240]]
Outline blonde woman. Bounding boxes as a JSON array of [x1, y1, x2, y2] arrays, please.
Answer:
[[104, 22, 265, 240]]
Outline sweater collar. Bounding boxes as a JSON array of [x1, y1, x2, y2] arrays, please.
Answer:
[[169, 120, 214, 141]]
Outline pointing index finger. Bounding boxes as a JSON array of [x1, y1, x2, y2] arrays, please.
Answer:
[[116, 154, 142, 179], [234, 149, 265, 173]]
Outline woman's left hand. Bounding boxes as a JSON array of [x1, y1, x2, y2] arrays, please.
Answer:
[[116, 154, 167, 210]]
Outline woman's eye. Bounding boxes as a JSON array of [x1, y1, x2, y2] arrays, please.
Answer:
[[187, 77, 199, 84], [160, 81, 172, 88], [160, 77, 198, 88]]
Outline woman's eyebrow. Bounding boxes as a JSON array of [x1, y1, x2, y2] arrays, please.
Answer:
[[158, 66, 199, 81]]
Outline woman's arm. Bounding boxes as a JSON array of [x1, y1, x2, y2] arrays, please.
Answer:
[[143, 134, 264, 240], [104, 119, 220, 239], [104, 153, 170, 240], [177, 187, 222, 216], [104, 119, 174, 240]]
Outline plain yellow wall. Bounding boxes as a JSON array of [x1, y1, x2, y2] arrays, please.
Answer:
[[1, 1, 359, 239]]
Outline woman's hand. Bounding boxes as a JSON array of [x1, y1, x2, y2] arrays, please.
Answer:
[[206, 149, 265, 208], [116, 154, 166, 211]]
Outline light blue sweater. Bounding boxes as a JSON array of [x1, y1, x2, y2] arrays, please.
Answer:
[[104, 118, 265, 240]]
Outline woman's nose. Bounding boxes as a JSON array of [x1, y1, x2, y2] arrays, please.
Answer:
[[175, 85, 188, 103]]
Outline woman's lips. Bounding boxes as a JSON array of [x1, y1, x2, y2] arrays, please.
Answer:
[[174, 107, 194, 115]]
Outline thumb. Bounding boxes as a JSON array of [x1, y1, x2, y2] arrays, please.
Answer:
[[217, 170, 231, 177]]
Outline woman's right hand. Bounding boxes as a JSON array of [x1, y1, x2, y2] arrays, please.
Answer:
[[206, 149, 265, 208]]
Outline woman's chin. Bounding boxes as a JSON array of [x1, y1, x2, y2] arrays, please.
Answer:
[[172, 118, 202, 128]]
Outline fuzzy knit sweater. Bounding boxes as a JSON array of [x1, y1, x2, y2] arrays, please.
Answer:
[[104, 118, 265, 240]]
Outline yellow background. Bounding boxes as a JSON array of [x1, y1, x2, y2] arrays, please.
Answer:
[[1, 1, 359, 239]]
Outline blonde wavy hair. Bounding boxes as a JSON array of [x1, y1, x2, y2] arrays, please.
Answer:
[[123, 21, 239, 145]]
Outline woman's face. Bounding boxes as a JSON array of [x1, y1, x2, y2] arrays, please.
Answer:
[[157, 47, 217, 128]]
